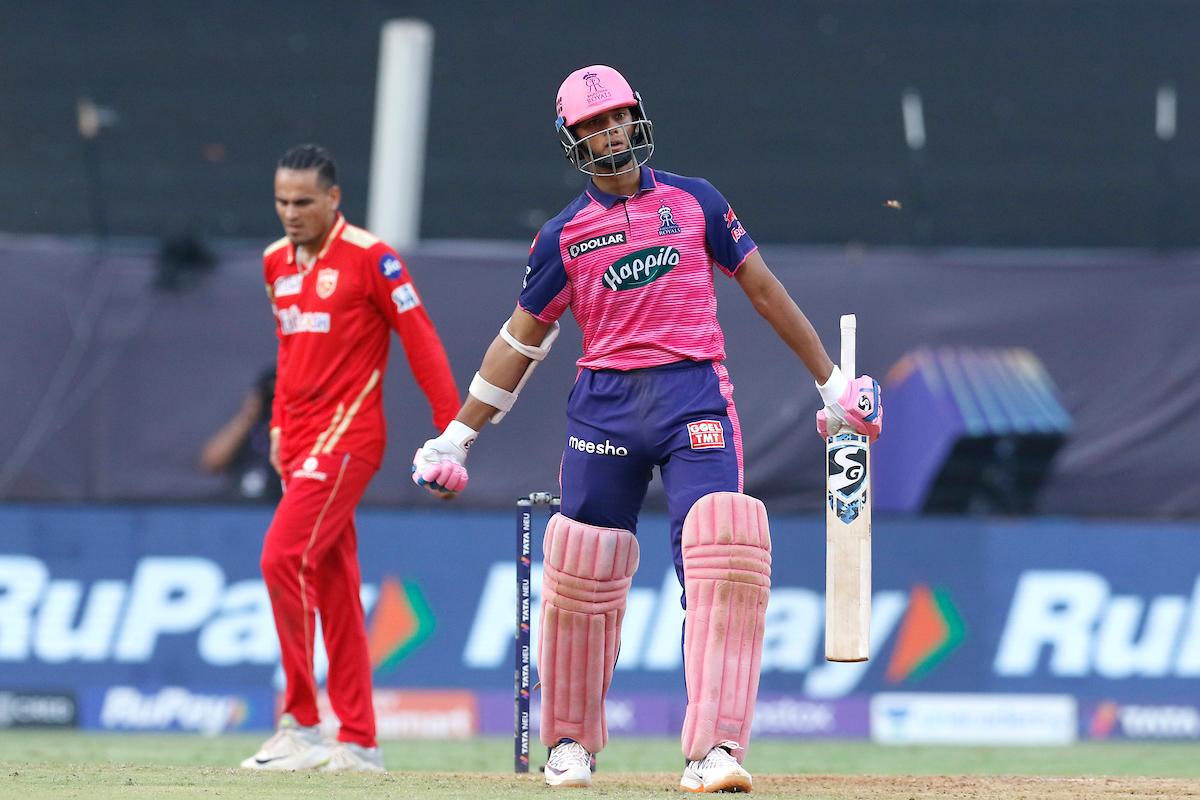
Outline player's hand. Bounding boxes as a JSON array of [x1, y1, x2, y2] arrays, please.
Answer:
[[815, 366, 883, 442], [412, 420, 478, 498]]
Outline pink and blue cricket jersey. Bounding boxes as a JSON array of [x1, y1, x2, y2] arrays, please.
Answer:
[[519, 168, 759, 590]]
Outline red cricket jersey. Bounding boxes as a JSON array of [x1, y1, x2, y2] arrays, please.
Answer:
[[264, 214, 460, 470]]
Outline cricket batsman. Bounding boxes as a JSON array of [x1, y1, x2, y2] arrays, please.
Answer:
[[412, 66, 882, 791], [242, 144, 460, 772]]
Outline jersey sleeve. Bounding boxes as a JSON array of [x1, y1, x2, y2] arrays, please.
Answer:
[[692, 179, 758, 276], [263, 262, 288, 433], [517, 225, 572, 322], [366, 246, 461, 431]]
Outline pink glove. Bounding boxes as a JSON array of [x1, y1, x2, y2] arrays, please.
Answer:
[[815, 367, 883, 442], [412, 420, 476, 498]]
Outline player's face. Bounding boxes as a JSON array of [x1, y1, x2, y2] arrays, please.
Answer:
[[574, 107, 636, 173], [274, 168, 341, 247]]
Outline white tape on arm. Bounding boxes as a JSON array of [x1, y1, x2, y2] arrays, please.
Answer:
[[486, 320, 561, 424], [469, 372, 517, 412], [500, 319, 559, 361]]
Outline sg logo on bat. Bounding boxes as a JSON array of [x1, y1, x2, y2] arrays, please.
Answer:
[[827, 432, 869, 524]]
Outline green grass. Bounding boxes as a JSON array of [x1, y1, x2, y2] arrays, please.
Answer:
[[2, 733, 1198, 799]]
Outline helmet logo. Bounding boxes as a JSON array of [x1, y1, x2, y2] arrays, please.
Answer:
[[582, 71, 611, 105], [657, 205, 681, 236]]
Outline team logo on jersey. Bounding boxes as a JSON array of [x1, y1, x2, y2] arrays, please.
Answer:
[[316, 268, 339, 299], [657, 205, 681, 236], [724, 205, 748, 242], [379, 254, 404, 280], [391, 283, 421, 313], [274, 273, 302, 298], [567, 231, 626, 259], [602, 246, 680, 291], [687, 420, 726, 450]]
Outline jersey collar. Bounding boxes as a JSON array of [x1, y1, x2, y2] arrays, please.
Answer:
[[584, 168, 658, 209]]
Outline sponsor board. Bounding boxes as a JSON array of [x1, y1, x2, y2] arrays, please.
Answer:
[[0, 691, 77, 728], [995, 571, 1200, 680], [1, 507, 1198, 704], [475, 691, 868, 739], [1084, 700, 1200, 740], [308, 689, 476, 739], [81, 686, 274, 734], [871, 692, 1077, 746]]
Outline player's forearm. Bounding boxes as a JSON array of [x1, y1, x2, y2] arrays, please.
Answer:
[[749, 277, 835, 382], [455, 335, 533, 429]]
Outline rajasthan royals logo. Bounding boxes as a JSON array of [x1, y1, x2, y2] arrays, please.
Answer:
[[657, 205, 681, 236], [583, 72, 610, 105], [316, 268, 339, 299], [827, 433, 868, 524]]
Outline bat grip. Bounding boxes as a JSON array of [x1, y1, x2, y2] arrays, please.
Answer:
[[840, 314, 856, 378]]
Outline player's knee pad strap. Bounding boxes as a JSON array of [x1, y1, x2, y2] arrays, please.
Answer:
[[680, 492, 772, 762], [538, 514, 639, 755]]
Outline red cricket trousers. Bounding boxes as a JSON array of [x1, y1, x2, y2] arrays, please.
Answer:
[[261, 450, 377, 748]]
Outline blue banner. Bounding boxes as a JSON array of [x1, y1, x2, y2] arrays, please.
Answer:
[[1, 506, 1197, 705]]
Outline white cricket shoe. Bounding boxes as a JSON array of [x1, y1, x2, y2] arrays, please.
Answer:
[[319, 742, 385, 773], [679, 741, 752, 793], [239, 713, 331, 771], [543, 739, 592, 788]]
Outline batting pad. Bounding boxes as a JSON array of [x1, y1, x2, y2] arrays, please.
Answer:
[[539, 514, 640, 754], [680, 492, 772, 762]]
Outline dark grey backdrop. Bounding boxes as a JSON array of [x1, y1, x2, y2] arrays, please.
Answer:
[[2, 236, 1196, 517], [4, 1, 1200, 247]]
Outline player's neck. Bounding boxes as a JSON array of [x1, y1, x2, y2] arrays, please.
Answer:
[[591, 167, 641, 200], [294, 218, 336, 267]]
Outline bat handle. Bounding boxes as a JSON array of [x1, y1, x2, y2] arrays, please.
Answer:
[[840, 314, 857, 378]]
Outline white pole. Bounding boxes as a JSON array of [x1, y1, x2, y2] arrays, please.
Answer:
[[1156, 84, 1177, 142], [901, 88, 925, 151], [367, 19, 434, 250]]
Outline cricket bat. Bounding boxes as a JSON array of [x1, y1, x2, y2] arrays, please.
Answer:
[[825, 313, 872, 662]]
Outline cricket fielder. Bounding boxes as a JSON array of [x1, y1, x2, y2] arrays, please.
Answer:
[[412, 67, 882, 792], [242, 145, 460, 772]]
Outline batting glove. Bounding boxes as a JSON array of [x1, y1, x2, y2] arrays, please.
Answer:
[[412, 420, 477, 497], [815, 366, 884, 442]]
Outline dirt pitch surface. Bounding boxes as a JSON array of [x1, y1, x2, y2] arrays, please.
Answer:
[[7, 767, 1199, 800]]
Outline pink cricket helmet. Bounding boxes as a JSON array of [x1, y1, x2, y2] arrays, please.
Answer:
[[554, 65, 655, 176]]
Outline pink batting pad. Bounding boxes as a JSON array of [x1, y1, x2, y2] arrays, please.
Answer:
[[680, 492, 772, 762], [539, 514, 640, 754]]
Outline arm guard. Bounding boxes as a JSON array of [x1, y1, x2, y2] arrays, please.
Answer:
[[468, 320, 560, 424]]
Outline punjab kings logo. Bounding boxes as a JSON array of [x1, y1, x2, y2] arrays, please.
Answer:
[[827, 433, 868, 524], [316, 268, 339, 299], [687, 420, 726, 450], [602, 246, 680, 291]]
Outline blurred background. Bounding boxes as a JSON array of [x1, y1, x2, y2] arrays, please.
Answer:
[[1, 1, 1198, 750]]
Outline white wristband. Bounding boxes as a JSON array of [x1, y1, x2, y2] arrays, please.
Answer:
[[442, 419, 478, 451], [469, 372, 517, 412], [816, 365, 848, 406]]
